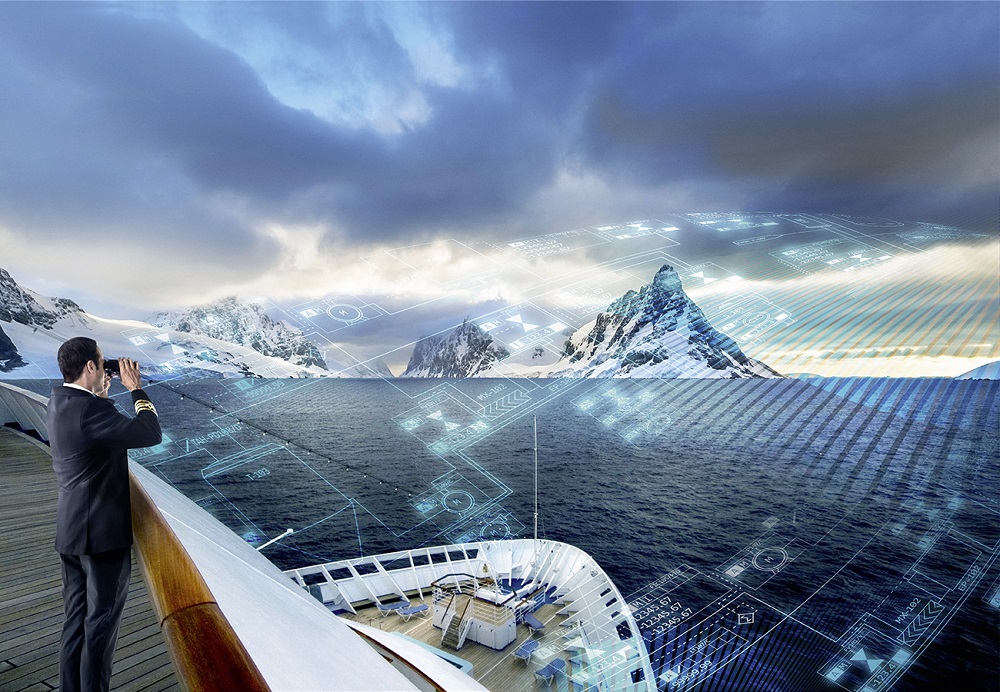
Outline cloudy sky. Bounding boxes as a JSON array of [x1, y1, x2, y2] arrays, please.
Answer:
[[0, 1, 996, 375]]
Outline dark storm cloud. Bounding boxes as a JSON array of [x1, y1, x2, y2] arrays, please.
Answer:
[[0, 3, 280, 267], [1, 4, 377, 196], [707, 78, 999, 218], [447, 2, 631, 110], [326, 86, 559, 235], [577, 2, 999, 220], [710, 82, 998, 181], [0, 0, 995, 261], [0, 2, 568, 246]]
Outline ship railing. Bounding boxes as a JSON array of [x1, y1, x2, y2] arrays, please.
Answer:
[[439, 599, 457, 640], [456, 598, 475, 650], [0, 382, 270, 692], [430, 570, 522, 606], [470, 596, 516, 627], [432, 572, 478, 631], [129, 466, 271, 691], [481, 539, 653, 691], [434, 584, 517, 630], [0, 381, 49, 438], [430, 571, 482, 591], [551, 566, 649, 691], [292, 546, 490, 607]]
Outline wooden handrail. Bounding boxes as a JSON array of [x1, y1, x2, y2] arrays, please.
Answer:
[[129, 471, 271, 692]]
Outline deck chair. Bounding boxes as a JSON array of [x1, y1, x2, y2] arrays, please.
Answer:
[[376, 600, 408, 617], [535, 657, 566, 686], [396, 604, 429, 621], [513, 638, 540, 663], [523, 612, 545, 634], [516, 580, 538, 597]]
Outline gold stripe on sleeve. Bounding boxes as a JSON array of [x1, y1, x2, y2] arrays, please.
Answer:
[[134, 400, 158, 415]]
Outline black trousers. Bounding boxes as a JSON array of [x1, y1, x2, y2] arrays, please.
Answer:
[[58, 548, 131, 692]]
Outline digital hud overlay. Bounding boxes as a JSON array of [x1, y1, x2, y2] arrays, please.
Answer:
[[116, 213, 998, 691]]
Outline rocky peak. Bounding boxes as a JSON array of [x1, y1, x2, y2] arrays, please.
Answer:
[[403, 320, 510, 377], [651, 263, 684, 293], [559, 264, 774, 378], [0, 267, 82, 329]]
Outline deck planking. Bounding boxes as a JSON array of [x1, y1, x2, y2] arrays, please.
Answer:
[[341, 596, 594, 691], [0, 427, 178, 692]]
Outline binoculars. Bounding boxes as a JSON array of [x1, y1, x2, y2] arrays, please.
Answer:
[[103, 358, 121, 375]]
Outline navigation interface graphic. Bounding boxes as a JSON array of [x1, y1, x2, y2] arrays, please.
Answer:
[[122, 212, 998, 691]]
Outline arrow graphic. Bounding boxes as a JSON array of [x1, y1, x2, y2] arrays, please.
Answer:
[[484, 391, 530, 420]]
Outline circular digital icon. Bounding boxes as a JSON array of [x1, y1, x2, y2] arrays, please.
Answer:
[[326, 304, 363, 323], [742, 311, 770, 326], [442, 490, 475, 514], [752, 547, 788, 571], [480, 521, 511, 540]]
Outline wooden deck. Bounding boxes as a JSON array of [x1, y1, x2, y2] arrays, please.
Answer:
[[341, 596, 591, 691], [0, 427, 178, 692]]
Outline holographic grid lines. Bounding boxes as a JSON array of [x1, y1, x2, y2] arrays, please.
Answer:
[[623, 377, 999, 691], [121, 213, 997, 691]]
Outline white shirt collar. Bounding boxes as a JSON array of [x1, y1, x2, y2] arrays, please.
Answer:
[[63, 383, 95, 396]]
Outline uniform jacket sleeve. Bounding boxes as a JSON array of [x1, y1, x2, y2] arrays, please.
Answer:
[[82, 388, 162, 449]]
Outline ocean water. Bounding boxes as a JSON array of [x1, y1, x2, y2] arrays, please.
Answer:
[[19, 376, 1000, 690]]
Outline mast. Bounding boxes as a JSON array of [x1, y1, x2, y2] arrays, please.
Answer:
[[533, 415, 538, 542]]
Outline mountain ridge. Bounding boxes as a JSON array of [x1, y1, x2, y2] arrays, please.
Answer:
[[152, 298, 328, 371], [481, 264, 780, 379], [0, 268, 324, 379], [402, 320, 510, 377], [0, 268, 83, 330], [0, 264, 781, 380], [557, 264, 778, 378]]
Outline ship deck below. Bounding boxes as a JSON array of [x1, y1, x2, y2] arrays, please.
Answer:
[[340, 596, 590, 691]]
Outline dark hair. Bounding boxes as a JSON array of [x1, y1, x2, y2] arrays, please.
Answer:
[[57, 337, 99, 382]]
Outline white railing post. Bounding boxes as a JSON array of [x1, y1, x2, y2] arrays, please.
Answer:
[[0, 381, 50, 440]]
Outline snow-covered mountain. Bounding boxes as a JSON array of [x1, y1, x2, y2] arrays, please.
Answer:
[[0, 269, 325, 379], [343, 358, 395, 378], [555, 265, 778, 378], [402, 320, 510, 377], [152, 298, 327, 371], [0, 268, 84, 330], [485, 264, 780, 378], [956, 361, 1000, 380], [1, 264, 779, 381]]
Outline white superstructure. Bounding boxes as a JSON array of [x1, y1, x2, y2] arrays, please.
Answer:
[[289, 540, 655, 691]]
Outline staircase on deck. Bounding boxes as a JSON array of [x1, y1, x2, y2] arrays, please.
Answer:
[[441, 594, 472, 650]]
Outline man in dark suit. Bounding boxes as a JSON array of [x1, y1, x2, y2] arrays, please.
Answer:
[[47, 337, 161, 692]]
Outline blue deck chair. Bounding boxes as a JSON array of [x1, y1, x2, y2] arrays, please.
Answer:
[[513, 638, 539, 663], [396, 604, 429, 621], [523, 612, 545, 633], [376, 600, 409, 617], [535, 657, 566, 686]]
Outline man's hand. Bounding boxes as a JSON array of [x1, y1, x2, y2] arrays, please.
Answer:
[[98, 373, 112, 398], [119, 358, 143, 392]]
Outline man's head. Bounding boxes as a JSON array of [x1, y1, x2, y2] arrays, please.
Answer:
[[57, 337, 103, 384]]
